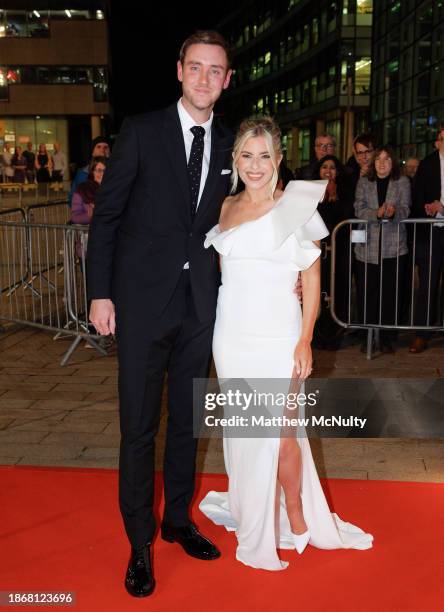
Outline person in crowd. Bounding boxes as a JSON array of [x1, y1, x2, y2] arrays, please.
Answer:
[[345, 133, 378, 194], [71, 156, 107, 228], [35, 144, 52, 184], [312, 155, 354, 349], [354, 146, 411, 353], [71, 156, 108, 346], [403, 157, 420, 182], [409, 126, 444, 354], [11, 146, 27, 183], [294, 133, 336, 179], [22, 142, 36, 183], [69, 136, 110, 205], [51, 142, 68, 186], [2, 142, 14, 182]]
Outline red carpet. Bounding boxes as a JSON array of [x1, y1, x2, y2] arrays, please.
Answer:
[[0, 466, 442, 612]]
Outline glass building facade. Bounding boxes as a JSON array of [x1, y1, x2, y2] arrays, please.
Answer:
[[219, 0, 373, 169], [0, 1, 109, 171], [370, 0, 444, 160]]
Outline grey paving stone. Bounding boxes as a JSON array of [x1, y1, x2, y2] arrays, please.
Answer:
[[11, 420, 108, 434], [16, 457, 118, 469], [0, 408, 66, 420], [0, 457, 21, 465], [101, 422, 120, 435], [0, 400, 36, 409], [318, 469, 369, 480], [43, 432, 120, 448], [368, 470, 443, 483], [0, 418, 14, 430], [81, 446, 120, 459], [0, 430, 50, 443], [0, 442, 84, 459], [1, 390, 89, 401]]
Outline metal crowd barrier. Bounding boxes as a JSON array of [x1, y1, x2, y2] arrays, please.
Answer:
[[0, 181, 70, 208], [330, 218, 444, 359], [0, 214, 107, 366]]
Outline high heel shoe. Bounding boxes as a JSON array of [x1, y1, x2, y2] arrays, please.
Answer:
[[292, 530, 310, 554]]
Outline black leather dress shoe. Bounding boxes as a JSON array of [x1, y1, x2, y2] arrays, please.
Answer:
[[125, 543, 155, 598], [161, 522, 221, 560]]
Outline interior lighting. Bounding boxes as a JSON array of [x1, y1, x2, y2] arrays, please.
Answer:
[[65, 9, 72, 18]]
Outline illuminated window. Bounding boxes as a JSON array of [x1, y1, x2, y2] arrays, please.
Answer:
[[355, 57, 371, 94]]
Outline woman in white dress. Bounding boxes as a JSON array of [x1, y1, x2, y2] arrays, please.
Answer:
[[199, 117, 373, 571]]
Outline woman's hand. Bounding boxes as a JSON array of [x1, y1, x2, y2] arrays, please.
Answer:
[[293, 339, 313, 380], [86, 203, 95, 220], [378, 203, 396, 218], [384, 203, 395, 218]]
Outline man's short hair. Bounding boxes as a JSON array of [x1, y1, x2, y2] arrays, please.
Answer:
[[353, 133, 378, 150], [179, 30, 231, 68], [435, 124, 444, 140], [315, 133, 336, 146]]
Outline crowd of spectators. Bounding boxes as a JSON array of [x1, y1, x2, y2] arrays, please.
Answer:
[[0, 141, 67, 186], [292, 126, 444, 354]]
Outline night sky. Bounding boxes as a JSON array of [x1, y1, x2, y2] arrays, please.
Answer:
[[107, 1, 231, 127]]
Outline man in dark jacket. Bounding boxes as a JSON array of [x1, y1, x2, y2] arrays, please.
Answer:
[[87, 31, 233, 598], [409, 126, 444, 353]]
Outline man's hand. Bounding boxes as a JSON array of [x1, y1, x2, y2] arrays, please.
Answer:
[[293, 272, 302, 304], [89, 299, 116, 335], [425, 201, 444, 216]]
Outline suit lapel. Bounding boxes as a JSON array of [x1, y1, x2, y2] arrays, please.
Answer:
[[195, 121, 231, 221], [162, 104, 190, 219]]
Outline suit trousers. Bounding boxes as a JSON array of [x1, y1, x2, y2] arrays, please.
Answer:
[[116, 270, 214, 548], [415, 227, 444, 339]]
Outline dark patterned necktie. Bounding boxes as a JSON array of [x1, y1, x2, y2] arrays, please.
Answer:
[[188, 126, 205, 219]]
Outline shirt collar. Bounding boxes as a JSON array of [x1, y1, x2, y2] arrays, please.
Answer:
[[177, 98, 213, 137]]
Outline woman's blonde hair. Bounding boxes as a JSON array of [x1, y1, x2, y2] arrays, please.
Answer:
[[231, 116, 282, 195]]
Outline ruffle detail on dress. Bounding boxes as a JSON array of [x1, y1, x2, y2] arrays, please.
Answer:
[[271, 180, 329, 249], [204, 180, 329, 262], [204, 224, 238, 256]]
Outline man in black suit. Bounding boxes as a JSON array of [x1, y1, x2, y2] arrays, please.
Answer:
[[87, 31, 233, 597], [409, 125, 444, 353]]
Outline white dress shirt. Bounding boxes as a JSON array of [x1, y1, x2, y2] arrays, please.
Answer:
[[177, 98, 213, 209], [177, 98, 213, 268]]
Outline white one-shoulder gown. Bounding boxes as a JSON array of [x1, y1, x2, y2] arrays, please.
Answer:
[[199, 181, 373, 570]]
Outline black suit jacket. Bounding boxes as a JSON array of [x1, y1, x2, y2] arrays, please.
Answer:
[[87, 103, 233, 322], [411, 150, 442, 241]]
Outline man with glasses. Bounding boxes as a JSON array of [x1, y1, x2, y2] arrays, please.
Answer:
[[295, 132, 336, 179], [409, 126, 444, 353], [345, 133, 377, 194]]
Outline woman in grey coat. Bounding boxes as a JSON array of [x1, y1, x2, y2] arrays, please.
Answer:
[[354, 146, 411, 352]]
